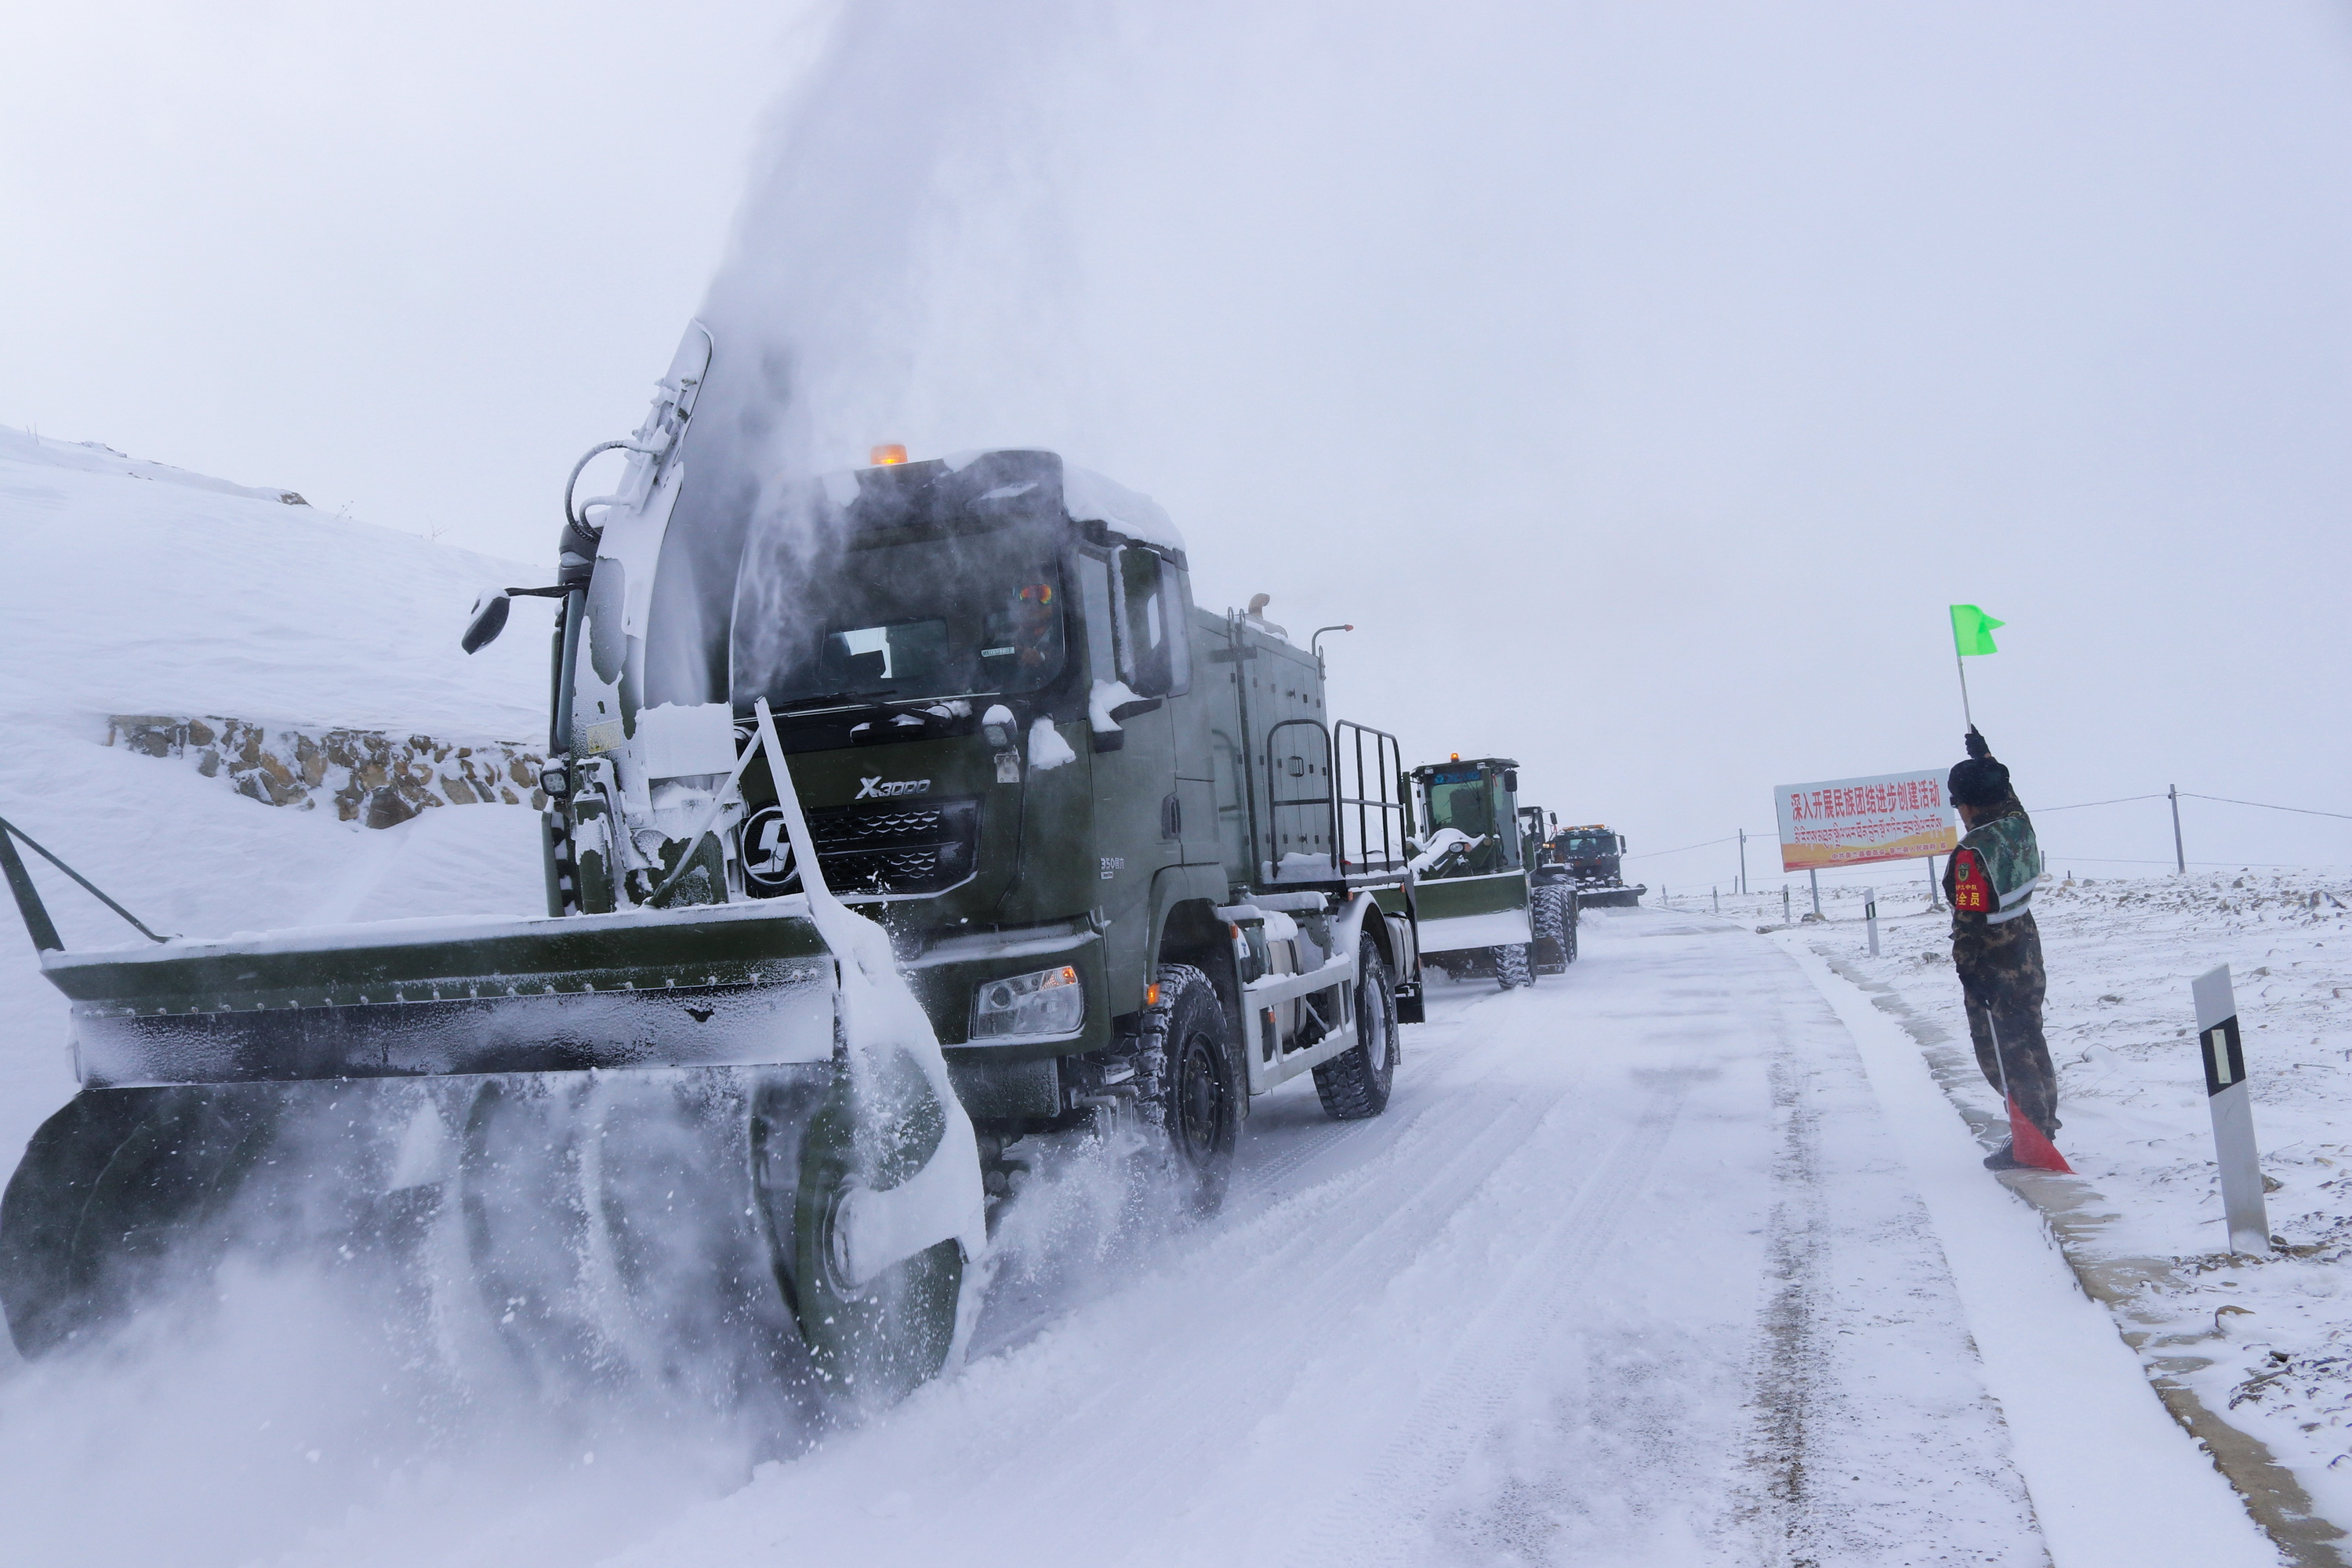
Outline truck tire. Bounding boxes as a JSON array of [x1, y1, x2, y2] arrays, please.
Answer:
[[1312, 937, 1399, 1120], [790, 1091, 963, 1402], [1494, 942, 1532, 990], [1532, 886, 1570, 975], [1136, 964, 1241, 1214]]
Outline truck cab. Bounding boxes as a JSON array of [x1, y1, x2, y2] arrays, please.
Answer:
[[548, 448, 1421, 1171], [1548, 824, 1645, 907]]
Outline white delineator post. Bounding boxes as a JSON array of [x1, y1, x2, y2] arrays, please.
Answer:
[[2193, 964, 2270, 1257], [1864, 887, 1879, 956]]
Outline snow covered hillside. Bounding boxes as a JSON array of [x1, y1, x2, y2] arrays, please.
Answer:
[[1804, 871, 2352, 1538], [0, 430, 552, 1192], [0, 424, 547, 732]]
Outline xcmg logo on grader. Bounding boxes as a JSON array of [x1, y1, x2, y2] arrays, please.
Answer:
[[856, 776, 934, 800]]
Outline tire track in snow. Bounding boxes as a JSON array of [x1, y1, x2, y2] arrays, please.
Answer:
[[1234, 985, 1534, 1202], [1732, 942, 2049, 1568], [1741, 1046, 1830, 1566], [1054, 1080, 1597, 1532], [1277, 1069, 1695, 1567], [968, 984, 1539, 1363], [892, 1060, 1602, 1557]]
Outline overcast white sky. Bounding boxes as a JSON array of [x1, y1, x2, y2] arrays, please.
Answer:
[[6, 1, 2348, 886]]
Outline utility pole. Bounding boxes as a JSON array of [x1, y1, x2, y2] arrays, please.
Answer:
[[1737, 828, 1748, 896], [2169, 784, 2187, 874]]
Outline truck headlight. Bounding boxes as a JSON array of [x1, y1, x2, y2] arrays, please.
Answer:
[[969, 964, 1084, 1040]]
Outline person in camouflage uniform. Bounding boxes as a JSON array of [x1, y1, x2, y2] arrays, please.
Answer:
[[1941, 728, 2058, 1170]]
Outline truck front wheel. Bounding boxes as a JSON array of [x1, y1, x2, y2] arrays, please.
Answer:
[[1138, 964, 1240, 1214]]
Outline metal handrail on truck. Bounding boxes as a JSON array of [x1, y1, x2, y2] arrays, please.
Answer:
[[1334, 720, 1408, 880]]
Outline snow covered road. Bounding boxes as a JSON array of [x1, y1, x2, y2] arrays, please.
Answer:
[[0, 906, 2296, 1566], [608, 908, 2272, 1568]]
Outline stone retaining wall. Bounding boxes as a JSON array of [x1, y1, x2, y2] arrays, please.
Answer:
[[108, 715, 546, 829]]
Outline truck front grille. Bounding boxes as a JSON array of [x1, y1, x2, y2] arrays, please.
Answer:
[[746, 796, 982, 898]]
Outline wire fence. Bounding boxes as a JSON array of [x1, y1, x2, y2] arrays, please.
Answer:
[[1656, 855, 2352, 929], [1646, 879, 1938, 926]]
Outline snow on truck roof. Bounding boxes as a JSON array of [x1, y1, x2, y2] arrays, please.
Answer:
[[1058, 462, 1183, 554], [861, 449, 1183, 554]]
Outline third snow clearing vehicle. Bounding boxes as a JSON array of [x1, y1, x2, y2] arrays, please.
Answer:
[[1403, 756, 1563, 989], [1549, 823, 1646, 908], [0, 321, 1424, 1393]]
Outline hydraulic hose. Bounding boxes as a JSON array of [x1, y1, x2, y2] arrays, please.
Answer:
[[564, 438, 662, 532]]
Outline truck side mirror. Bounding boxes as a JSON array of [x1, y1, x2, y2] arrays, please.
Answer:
[[1502, 769, 1518, 794], [462, 591, 510, 655]]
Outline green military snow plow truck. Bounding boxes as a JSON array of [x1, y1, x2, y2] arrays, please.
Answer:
[[0, 320, 1425, 1394], [1403, 757, 1574, 988], [1548, 823, 1646, 908]]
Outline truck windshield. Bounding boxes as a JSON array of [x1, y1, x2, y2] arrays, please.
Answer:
[[1565, 835, 1614, 855], [733, 522, 1069, 710], [1425, 778, 1494, 837]]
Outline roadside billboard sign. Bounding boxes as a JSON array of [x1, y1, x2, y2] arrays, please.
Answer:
[[1773, 769, 1958, 872]]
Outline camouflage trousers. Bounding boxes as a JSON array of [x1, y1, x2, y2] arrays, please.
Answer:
[[1952, 909, 2059, 1136]]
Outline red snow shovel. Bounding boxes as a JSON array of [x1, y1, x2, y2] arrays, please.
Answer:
[[1990, 1017, 2072, 1174]]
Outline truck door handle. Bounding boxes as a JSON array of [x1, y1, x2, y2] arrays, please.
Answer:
[[1161, 792, 1181, 840]]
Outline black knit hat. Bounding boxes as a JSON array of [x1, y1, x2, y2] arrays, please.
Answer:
[[1948, 757, 2011, 808]]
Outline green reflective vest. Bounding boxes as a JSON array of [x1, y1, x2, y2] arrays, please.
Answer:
[[1955, 810, 2041, 925]]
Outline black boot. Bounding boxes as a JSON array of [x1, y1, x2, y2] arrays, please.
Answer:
[[1983, 1141, 2024, 1171]]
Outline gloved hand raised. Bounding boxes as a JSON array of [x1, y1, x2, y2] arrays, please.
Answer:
[[1965, 726, 1991, 760]]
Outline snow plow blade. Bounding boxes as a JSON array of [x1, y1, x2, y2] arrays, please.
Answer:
[[1577, 885, 1644, 909], [0, 902, 921, 1377], [45, 902, 837, 1089]]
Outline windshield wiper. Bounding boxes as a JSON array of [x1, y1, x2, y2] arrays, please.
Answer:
[[777, 690, 897, 713]]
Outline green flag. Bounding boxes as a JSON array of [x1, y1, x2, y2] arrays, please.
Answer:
[[1951, 604, 2004, 657]]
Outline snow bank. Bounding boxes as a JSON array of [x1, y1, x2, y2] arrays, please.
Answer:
[[1806, 869, 2352, 1533]]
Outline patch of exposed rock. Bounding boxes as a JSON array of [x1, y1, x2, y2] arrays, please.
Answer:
[[109, 715, 545, 828]]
